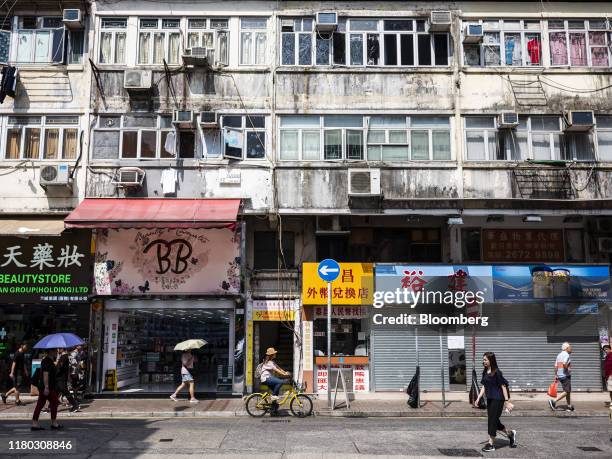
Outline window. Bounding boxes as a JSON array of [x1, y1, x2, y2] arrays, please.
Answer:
[[3, 115, 79, 160], [280, 17, 449, 66], [0, 19, 11, 63], [279, 115, 364, 160], [240, 17, 267, 65], [92, 115, 174, 160], [549, 19, 611, 67], [253, 231, 295, 269], [99, 17, 127, 64], [68, 30, 85, 64], [138, 18, 181, 65], [367, 116, 451, 160], [463, 20, 542, 67], [15, 16, 65, 63], [221, 115, 266, 160], [187, 18, 229, 66], [596, 115, 612, 161], [462, 229, 482, 262]]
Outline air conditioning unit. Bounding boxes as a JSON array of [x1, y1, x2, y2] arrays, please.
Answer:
[[316, 216, 349, 234], [316, 12, 338, 31], [62, 9, 84, 29], [598, 237, 612, 252], [564, 110, 595, 132], [430, 11, 452, 31], [123, 70, 152, 91], [200, 111, 219, 128], [172, 110, 195, 127], [112, 167, 145, 188], [40, 164, 71, 187], [348, 168, 381, 196], [596, 218, 612, 233], [498, 112, 520, 128], [463, 24, 483, 43], [182, 47, 214, 66]]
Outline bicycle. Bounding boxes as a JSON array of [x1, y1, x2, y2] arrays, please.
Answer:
[[245, 380, 313, 417]]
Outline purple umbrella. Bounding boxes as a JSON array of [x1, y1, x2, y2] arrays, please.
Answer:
[[33, 333, 84, 349]]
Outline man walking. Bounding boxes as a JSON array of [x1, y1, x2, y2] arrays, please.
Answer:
[[549, 342, 574, 412], [603, 344, 612, 405], [1, 343, 28, 406]]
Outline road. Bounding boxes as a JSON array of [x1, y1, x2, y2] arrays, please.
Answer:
[[0, 416, 609, 458]]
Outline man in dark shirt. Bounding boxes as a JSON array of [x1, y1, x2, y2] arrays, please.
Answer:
[[31, 348, 62, 431], [56, 348, 79, 412], [1, 343, 28, 406]]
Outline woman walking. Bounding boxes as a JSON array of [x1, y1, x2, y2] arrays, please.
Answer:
[[1, 343, 28, 406], [474, 352, 517, 452], [170, 350, 198, 403], [31, 348, 62, 431]]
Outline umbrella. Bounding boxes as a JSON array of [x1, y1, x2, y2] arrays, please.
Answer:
[[174, 339, 207, 351], [34, 333, 84, 349]]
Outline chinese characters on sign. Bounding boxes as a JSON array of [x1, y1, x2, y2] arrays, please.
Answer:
[[482, 229, 565, 262], [313, 306, 367, 319], [302, 263, 373, 305], [0, 233, 92, 303], [252, 300, 297, 321], [353, 365, 370, 392]]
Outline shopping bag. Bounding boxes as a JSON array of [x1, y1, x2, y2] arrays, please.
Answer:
[[406, 366, 420, 408], [469, 368, 487, 409], [547, 377, 558, 398]]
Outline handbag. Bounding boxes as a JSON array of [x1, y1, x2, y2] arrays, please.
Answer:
[[547, 376, 558, 398]]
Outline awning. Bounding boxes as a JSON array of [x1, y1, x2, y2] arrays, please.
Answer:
[[0, 219, 65, 236], [64, 198, 241, 229]]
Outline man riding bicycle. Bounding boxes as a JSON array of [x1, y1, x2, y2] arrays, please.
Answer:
[[260, 347, 290, 414]]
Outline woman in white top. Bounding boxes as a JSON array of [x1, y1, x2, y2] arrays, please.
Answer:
[[260, 347, 291, 401], [170, 351, 198, 403]]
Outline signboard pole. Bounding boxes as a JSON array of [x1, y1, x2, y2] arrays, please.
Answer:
[[327, 281, 332, 409], [439, 328, 447, 408]]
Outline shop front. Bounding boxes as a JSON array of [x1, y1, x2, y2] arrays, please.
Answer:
[[64, 198, 244, 395], [300, 262, 373, 394], [0, 225, 93, 390]]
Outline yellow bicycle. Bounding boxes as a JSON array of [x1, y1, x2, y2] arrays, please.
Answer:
[[245, 380, 313, 417]]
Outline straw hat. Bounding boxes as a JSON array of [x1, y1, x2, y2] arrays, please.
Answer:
[[265, 347, 278, 356]]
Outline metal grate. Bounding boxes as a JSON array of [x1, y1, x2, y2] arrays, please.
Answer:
[[512, 167, 574, 200], [439, 448, 482, 457], [508, 77, 548, 107]]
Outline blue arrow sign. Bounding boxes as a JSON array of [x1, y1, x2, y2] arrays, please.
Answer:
[[318, 259, 340, 282]]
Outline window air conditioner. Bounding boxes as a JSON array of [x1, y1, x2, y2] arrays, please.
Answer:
[[463, 24, 483, 43], [316, 12, 338, 31], [112, 167, 145, 188], [40, 164, 71, 187], [564, 110, 595, 132], [200, 111, 219, 128], [498, 112, 519, 128], [182, 47, 215, 66], [172, 110, 195, 127], [123, 70, 152, 91], [430, 11, 452, 31], [598, 237, 612, 252], [348, 168, 381, 196], [316, 216, 349, 234], [62, 9, 84, 30]]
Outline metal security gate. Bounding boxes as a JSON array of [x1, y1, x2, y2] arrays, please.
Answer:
[[371, 329, 448, 391]]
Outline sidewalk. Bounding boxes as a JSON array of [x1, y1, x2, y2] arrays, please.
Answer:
[[0, 392, 609, 419]]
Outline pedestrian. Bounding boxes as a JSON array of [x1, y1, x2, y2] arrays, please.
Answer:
[[603, 344, 612, 405], [1, 343, 28, 406], [549, 342, 574, 411], [56, 348, 79, 412], [169, 350, 198, 403], [31, 348, 62, 431], [474, 352, 516, 452]]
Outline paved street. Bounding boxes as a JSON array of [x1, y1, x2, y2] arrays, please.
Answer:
[[0, 416, 610, 458]]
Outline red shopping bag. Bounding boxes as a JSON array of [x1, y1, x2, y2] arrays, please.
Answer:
[[547, 377, 558, 398]]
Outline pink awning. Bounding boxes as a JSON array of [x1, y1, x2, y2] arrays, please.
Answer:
[[65, 198, 240, 229]]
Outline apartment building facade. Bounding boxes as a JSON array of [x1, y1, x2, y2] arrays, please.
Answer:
[[0, 1, 611, 396]]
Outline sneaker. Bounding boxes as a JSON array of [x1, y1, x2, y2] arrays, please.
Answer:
[[189, 398, 199, 404], [69, 405, 80, 413], [548, 399, 556, 411], [482, 443, 495, 452], [270, 395, 279, 401], [508, 430, 517, 448], [41, 407, 50, 413], [169, 394, 178, 402], [566, 405, 575, 412]]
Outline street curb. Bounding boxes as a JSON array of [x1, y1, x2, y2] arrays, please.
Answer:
[[0, 411, 251, 419]]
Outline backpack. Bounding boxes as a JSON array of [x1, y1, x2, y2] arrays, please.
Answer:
[[255, 362, 264, 380]]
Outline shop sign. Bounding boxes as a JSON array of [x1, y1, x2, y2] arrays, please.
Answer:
[[252, 299, 298, 321], [313, 305, 367, 319], [0, 233, 92, 303], [94, 228, 240, 295], [353, 365, 369, 392], [492, 264, 610, 302], [302, 262, 373, 305], [374, 265, 494, 307], [544, 303, 598, 315], [302, 321, 313, 372], [482, 229, 564, 262]]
